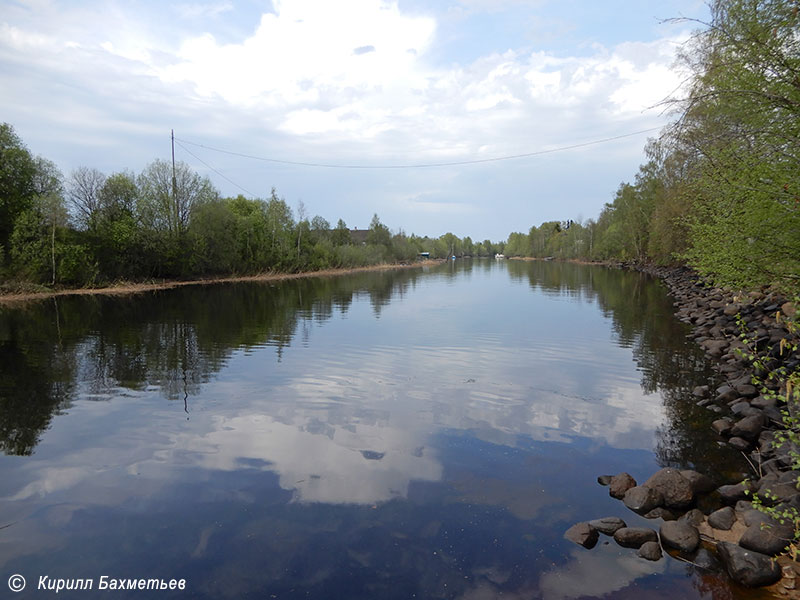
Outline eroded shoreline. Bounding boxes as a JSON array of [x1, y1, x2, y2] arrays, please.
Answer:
[[0, 260, 441, 306], [568, 261, 800, 595]]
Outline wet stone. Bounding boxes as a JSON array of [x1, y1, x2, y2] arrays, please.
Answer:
[[718, 482, 751, 504], [623, 486, 663, 513], [588, 517, 626, 536], [717, 541, 782, 587], [637, 541, 662, 561], [708, 506, 735, 530], [739, 522, 793, 556], [679, 508, 706, 526], [730, 415, 765, 440], [608, 473, 637, 499], [660, 521, 700, 553], [613, 527, 658, 549], [643, 507, 676, 521], [712, 418, 733, 436], [564, 522, 599, 549], [728, 436, 752, 451], [643, 468, 694, 509], [597, 475, 613, 486], [693, 548, 722, 572]]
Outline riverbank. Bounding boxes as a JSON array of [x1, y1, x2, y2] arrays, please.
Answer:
[[566, 260, 800, 594], [0, 260, 443, 306]]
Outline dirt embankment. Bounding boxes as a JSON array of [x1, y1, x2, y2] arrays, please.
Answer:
[[0, 261, 442, 306]]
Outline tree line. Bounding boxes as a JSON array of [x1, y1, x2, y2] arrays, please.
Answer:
[[504, 0, 799, 295], [0, 125, 508, 289]]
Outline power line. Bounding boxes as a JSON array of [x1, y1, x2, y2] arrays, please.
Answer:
[[174, 139, 258, 198], [174, 126, 662, 170]]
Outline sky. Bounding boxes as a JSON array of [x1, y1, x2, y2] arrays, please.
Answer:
[[1, 0, 709, 241]]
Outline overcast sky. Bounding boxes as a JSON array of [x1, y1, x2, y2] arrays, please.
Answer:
[[1, 0, 708, 241]]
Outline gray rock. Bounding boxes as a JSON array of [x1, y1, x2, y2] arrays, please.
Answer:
[[597, 475, 613, 486], [643, 468, 694, 509], [643, 507, 677, 521], [564, 522, 599, 549], [739, 522, 792, 556], [730, 415, 765, 440], [613, 527, 658, 549], [704, 339, 730, 357], [638, 541, 662, 561], [679, 508, 705, 526], [723, 304, 741, 317], [692, 385, 710, 398], [742, 509, 769, 527], [588, 517, 626, 536], [711, 418, 733, 436], [717, 541, 782, 587], [715, 384, 739, 403], [758, 482, 800, 505], [693, 548, 722, 572], [751, 396, 777, 409], [728, 437, 751, 451], [718, 482, 751, 504], [659, 521, 700, 553], [736, 383, 759, 398], [708, 506, 735, 530], [623, 486, 664, 513], [608, 472, 637, 499]]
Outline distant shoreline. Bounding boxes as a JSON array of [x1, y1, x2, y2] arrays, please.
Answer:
[[0, 260, 442, 306]]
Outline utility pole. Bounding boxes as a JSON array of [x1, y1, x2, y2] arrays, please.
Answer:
[[171, 129, 178, 234]]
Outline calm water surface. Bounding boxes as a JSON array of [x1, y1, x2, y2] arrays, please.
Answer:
[[0, 260, 762, 598]]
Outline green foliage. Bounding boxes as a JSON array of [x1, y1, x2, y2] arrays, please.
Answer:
[[671, 0, 800, 293], [0, 123, 38, 264], [736, 305, 800, 557]]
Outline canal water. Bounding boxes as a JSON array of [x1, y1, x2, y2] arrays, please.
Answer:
[[0, 260, 761, 598]]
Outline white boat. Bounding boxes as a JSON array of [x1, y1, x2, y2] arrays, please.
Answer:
[[494, 253, 505, 259]]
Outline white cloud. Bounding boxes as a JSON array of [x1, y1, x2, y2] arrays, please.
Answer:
[[0, 0, 696, 237]]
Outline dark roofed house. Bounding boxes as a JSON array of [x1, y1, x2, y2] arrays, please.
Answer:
[[349, 228, 369, 245]]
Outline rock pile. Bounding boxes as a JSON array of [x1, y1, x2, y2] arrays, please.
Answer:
[[565, 265, 800, 592]]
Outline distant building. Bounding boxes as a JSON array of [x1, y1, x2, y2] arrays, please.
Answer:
[[349, 228, 369, 245]]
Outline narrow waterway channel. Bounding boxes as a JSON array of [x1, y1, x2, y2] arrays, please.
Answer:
[[0, 259, 762, 599]]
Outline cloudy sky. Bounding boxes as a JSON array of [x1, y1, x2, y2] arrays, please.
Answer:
[[1, 0, 707, 241]]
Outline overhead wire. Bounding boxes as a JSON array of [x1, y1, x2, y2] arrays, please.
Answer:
[[174, 139, 258, 198], [174, 126, 663, 170]]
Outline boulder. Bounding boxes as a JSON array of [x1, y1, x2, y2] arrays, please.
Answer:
[[659, 521, 700, 553], [717, 541, 782, 587], [623, 486, 663, 513], [588, 517, 626, 536], [597, 475, 613, 486], [718, 482, 751, 504], [564, 522, 599, 549], [758, 482, 800, 505], [711, 418, 733, 436], [693, 548, 722, 572], [643, 507, 677, 521], [613, 527, 658, 549], [608, 472, 637, 499], [729, 415, 765, 440], [739, 522, 792, 556], [679, 508, 706, 526], [715, 384, 739, 403], [643, 468, 694, 509], [638, 541, 662, 561], [708, 506, 736, 530], [728, 436, 751, 451]]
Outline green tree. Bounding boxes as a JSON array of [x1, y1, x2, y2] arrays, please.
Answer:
[[669, 0, 800, 291], [0, 123, 37, 265]]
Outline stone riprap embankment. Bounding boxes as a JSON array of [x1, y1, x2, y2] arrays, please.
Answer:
[[565, 264, 800, 593]]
